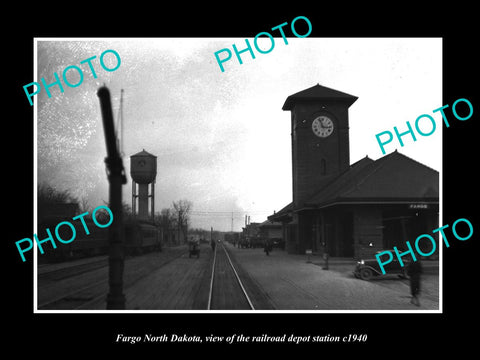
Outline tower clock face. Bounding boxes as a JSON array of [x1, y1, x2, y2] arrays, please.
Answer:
[[312, 116, 334, 138]]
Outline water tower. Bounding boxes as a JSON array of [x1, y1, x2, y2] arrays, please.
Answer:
[[130, 149, 157, 221]]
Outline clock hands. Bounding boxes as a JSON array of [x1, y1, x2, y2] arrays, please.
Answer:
[[320, 118, 332, 129], [312, 116, 333, 137]]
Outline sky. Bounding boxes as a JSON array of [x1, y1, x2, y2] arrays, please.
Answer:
[[35, 37, 442, 232]]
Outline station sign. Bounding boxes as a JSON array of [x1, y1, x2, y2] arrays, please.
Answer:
[[408, 204, 429, 209]]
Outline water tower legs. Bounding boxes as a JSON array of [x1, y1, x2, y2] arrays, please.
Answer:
[[132, 181, 155, 221], [138, 183, 149, 220]]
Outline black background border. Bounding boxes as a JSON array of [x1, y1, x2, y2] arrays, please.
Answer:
[[6, 5, 478, 354]]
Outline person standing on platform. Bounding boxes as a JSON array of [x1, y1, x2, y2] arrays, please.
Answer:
[[264, 238, 272, 256], [407, 259, 422, 306]]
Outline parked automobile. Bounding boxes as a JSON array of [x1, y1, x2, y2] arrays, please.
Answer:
[[354, 250, 410, 280]]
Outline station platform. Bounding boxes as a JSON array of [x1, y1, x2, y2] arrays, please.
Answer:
[[226, 242, 440, 311]]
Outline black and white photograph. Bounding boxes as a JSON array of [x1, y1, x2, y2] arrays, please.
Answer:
[[6, 7, 478, 354], [33, 37, 442, 312]]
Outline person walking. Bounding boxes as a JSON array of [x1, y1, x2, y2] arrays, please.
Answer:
[[407, 259, 422, 306], [264, 238, 271, 256]]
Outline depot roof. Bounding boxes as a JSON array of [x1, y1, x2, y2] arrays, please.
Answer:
[[305, 151, 439, 207], [268, 151, 439, 221]]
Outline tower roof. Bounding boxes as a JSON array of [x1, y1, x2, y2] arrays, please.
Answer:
[[131, 149, 156, 158], [282, 83, 358, 110]]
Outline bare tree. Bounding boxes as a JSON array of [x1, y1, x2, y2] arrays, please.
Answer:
[[172, 199, 193, 243], [155, 208, 174, 229], [38, 183, 76, 205], [79, 197, 91, 214]]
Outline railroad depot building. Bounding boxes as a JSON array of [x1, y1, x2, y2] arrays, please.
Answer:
[[268, 84, 439, 259]]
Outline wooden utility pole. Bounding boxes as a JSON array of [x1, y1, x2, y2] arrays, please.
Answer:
[[97, 86, 127, 310]]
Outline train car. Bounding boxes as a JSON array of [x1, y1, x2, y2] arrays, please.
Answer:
[[70, 221, 109, 257], [38, 216, 109, 262], [39, 216, 161, 263], [125, 221, 161, 255]]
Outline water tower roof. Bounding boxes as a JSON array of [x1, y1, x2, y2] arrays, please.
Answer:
[[131, 149, 157, 158]]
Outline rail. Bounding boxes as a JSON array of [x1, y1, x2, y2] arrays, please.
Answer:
[[208, 242, 254, 310]]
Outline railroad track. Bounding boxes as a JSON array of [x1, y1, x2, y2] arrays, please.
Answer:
[[207, 242, 255, 310], [39, 243, 262, 310], [38, 257, 108, 282], [37, 247, 187, 310]]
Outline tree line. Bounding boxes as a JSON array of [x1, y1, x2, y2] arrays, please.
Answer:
[[38, 183, 193, 242]]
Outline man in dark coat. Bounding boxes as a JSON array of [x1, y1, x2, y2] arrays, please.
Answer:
[[407, 259, 422, 306], [264, 238, 272, 256]]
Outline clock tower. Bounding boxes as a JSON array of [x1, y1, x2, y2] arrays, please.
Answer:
[[282, 84, 358, 207]]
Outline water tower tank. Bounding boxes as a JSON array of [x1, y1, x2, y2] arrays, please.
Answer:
[[130, 149, 157, 184]]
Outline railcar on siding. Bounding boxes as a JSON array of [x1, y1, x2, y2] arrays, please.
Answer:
[[38, 215, 161, 263]]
